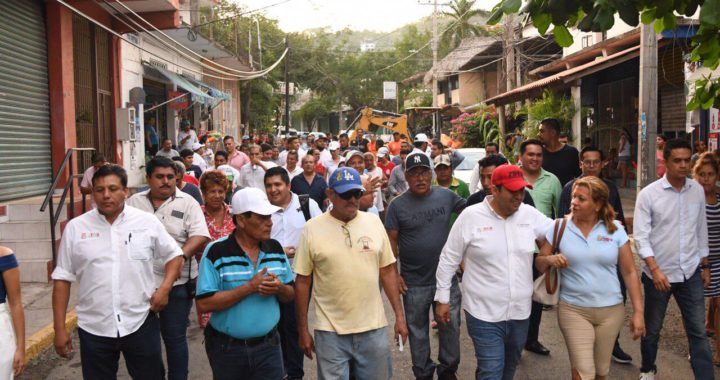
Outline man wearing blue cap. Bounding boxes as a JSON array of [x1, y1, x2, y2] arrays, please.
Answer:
[[294, 167, 408, 380]]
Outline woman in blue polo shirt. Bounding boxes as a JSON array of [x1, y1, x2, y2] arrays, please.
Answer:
[[0, 245, 24, 378], [536, 176, 645, 380]]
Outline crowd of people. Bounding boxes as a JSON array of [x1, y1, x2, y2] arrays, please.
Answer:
[[1, 118, 719, 380]]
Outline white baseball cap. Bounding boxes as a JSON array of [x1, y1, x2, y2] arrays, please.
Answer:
[[329, 141, 341, 151], [377, 147, 390, 158], [192, 142, 204, 151], [345, 150, 363, 161], [414, 133, 429, 143], [231, 188, 281, 216]]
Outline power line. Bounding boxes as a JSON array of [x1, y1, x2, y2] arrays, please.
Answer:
[[193, 0, 296, 28]]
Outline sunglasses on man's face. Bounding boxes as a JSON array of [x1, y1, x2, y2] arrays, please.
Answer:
[[337, 189, 364, 200]]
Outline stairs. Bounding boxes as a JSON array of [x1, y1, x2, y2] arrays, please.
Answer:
[[0, 197, 65, 283]]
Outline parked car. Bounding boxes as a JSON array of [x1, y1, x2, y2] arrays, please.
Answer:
[[453, 148, 486, 187]]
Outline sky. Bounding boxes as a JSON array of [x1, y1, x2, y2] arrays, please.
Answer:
[[235, 0, 501, 33]]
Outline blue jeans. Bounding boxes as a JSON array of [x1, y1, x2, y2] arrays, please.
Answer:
[[641, 269, 714, 378], [465, 312, 529, 380], [314, 327, 392, 380], [78, 312, 164, 380], [279, 299, 304, 379], [204, 326, 285, 380], [403, 280, 461, 379], [159, 283, 193, 380]]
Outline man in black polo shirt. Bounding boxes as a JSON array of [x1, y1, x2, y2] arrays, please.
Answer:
[[196, 188, 295, 380], [538, 118, 581, 186]]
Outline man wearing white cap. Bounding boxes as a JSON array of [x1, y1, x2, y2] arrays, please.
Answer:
[[192, 142, 208, 172], [314, 133, 333, 165], [324, 141, 344, 176], [295, 167, 408, 379], [413, 133, 431, 158], [196, 188, 295, 380]]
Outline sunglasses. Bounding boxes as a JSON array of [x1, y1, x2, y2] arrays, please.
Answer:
[[337, 189, 364, 200]]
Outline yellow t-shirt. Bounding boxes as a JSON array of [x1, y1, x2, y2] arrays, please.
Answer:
[[294, 211, 396, 334]]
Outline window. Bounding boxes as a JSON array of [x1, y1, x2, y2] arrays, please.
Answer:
[[581, 35, 593, 48]]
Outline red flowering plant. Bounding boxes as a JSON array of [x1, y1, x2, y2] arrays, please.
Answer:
[[450, 104, 500, 148]]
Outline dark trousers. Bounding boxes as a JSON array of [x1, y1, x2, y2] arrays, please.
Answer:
[[279, 299, 304, 379], [78, 312, 164, 380], [159, 284, 193, 380], [526, 253, 543, 345], [204, 325, 285, 380]]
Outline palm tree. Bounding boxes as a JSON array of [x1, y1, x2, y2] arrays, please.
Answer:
[[440, 0, 489, 50]]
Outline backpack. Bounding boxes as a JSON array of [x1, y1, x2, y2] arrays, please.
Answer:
[[298, 194, 311, 221]]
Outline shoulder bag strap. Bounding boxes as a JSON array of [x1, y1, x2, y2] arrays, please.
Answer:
[[546, 218, 568, 294]]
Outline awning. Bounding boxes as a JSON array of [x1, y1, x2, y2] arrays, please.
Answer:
[[486, 45, 641, 106], [185, 76, 232, 103], [146, 64, 215, 105]]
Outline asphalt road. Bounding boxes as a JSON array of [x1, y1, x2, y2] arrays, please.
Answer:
[[20, 293, 720, 380]]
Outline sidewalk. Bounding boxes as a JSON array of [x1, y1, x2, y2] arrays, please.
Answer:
[[21, 282, 78, 362]]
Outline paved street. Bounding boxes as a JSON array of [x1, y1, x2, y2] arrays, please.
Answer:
[[21, 292, 720, 380]]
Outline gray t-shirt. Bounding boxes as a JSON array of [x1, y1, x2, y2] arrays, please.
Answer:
[[385, 187, 466, 286]]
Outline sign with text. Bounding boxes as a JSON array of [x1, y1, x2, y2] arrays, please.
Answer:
[[383, 81, 397, 99], [710, 108, 720, 133]]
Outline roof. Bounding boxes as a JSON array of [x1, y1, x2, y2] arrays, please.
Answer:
[[485, 44, 642, 106], [424, 36, 501, 83]]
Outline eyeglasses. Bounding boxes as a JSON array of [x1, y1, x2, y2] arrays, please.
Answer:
[[337, 189, 364, 200], [342, 225, 352, 247]]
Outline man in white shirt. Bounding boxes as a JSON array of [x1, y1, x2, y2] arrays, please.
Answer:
[[80, 153, 108, 210], [323, 141, 344, 176], [177, 120, 198, 151], [434, 164, 552, 380], [238, 145, 277, 190], [191, 142, 209, 172], [52, 165, 183, 379], [126, 157, 210, 380], [278, 136, 306, 166], [264, 167, 321, 380], [156, 138, 180, 159], [634, 138, 713, 380]]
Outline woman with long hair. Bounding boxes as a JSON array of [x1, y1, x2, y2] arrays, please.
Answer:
[[536, 177, 645, 379]]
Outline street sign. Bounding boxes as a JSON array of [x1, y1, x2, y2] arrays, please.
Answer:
[[383, 81, 397, 99], [275, 81, 295, 95]]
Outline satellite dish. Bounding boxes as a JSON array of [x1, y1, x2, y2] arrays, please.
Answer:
[[129, 87, 146, 105]]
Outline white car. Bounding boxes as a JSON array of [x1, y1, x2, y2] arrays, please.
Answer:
[[453, 148, 486, 190]]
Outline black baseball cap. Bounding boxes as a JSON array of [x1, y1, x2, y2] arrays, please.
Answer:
[[405, 153, 432, 172]]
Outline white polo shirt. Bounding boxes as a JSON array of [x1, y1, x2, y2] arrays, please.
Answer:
[[51, 206, 182, 338], [435, 197, 552, 322], [126, 189, 210, 286], [271, 193, 322, 268], [237, 161, 277, 190]]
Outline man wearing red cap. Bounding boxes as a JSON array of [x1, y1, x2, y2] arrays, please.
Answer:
[[434, 164, 553, 380]]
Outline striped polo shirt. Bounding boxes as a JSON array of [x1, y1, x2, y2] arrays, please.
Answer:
[[196, 232, 293, 339]]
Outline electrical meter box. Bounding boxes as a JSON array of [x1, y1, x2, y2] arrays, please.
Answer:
[[116, 107, 138, 141]]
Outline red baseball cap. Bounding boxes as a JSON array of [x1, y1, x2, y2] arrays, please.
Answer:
[[491, 164, 532, 191]]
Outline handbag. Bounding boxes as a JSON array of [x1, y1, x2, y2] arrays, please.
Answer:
[[532, 218, 568, 305]]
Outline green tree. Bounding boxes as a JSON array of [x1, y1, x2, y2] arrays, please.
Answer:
[[487, 0, 720, 110], [441, 0, 489, 50]]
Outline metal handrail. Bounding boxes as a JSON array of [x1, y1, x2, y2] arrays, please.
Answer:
[[40, 147, 95, 265]]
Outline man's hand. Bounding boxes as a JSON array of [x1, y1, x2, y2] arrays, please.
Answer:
[[283, 246, 296, 259], [248, 267, 269, 293], [13, 348, 25, 376], [630, 312, 646, 340], [398, 276, 408, 295], [150, 285, 172, 312], [258, 272, 282, 296], [364, 176, 381, 193], [703, 268, 711, 289], [54, 329, 73, 358], [435, 303, 451, 325], [394, 318, 408, 346], [299, 329, 315, 360], [650, 267, 671, 292]]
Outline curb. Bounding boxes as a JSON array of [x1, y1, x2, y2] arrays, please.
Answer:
[[25, 310, 77, 362]]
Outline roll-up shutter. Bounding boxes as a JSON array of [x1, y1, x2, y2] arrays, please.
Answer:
[[0, 0, 51, 201]]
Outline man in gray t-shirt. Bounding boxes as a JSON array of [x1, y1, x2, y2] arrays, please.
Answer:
[[385, 153, 465, 380]]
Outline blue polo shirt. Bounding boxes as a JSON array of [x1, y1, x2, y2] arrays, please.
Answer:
[[196, 232, 293, 339], [291, 174, 327, 207], [546, 219, 628, 308]]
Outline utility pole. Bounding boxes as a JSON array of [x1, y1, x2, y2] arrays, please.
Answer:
[[637, 23, 657, 190], [284, 35, 290, 136], [432, 0, 438, 108]]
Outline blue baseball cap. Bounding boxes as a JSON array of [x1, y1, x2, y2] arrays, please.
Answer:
[[329, 167, 365, 194]]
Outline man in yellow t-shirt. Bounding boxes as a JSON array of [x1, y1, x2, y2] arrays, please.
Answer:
[[294, 167, 408, 380]]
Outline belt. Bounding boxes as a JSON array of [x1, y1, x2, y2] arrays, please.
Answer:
[[206, 324, 277, 347]]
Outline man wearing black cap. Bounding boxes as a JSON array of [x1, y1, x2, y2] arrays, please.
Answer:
[[385, 153, 466, 380]]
